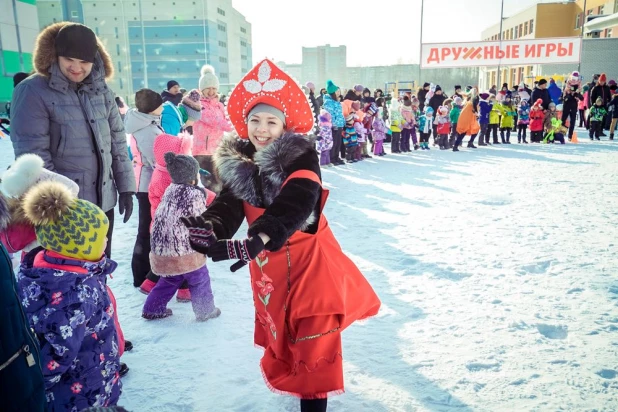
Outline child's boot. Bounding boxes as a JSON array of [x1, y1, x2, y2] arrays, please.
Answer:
[[177, 288, 192, 302], [142, 308, 173, 320], [139, 278, 156, 295], [197, 307, 222, 322]]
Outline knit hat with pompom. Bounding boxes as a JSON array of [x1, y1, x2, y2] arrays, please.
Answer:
[[22, 181, 109, 261], [164, 152, 200, 185], [326, 80, 338, 95], [199, 65, 220, 91]]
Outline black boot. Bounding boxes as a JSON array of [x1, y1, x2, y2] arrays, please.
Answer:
[[301, 399, 328, 412], [119, 362, 130, 377], [467, 143, 477, 148], [610, 133, 614, 140], [453, 145, 459, 152], [124, 340, 134, 352]]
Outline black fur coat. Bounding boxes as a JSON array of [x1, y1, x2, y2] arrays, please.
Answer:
[[203, 133, 322, 252]]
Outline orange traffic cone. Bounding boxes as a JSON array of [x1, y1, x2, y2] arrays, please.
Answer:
[[571, 131, 579, 143]]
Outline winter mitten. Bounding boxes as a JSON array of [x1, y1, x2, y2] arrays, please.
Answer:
[[180, 216, 218, 254], [208, 236, 265, 272], [118, 192, 134, 223]]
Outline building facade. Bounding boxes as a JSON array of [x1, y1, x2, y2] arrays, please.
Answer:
[[479, 0, 617, 90], [301, 44, 347, 92], [0, 0, 39, 106], [36, 0, 252, 102]]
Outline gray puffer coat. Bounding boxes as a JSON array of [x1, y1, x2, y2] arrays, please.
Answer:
[[10, 22, 135, 212]]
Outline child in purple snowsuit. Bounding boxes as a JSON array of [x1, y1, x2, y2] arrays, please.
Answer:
[[373, 108, 387, 156], [143, 153, 220, 321], [316, 109, 333, 166], [17, 181, 122, 411]]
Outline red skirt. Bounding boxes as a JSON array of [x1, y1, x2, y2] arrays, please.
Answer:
[[243, 170, 380, 399]]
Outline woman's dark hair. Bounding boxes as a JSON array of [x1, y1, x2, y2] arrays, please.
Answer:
[[329, 92, 338, 100], [376, 97, 385, 107], [320, 88, 327, 94], [114, 96, 124, 108]]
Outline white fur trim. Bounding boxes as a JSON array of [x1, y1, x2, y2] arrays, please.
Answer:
[[0, 154, 44, 198]]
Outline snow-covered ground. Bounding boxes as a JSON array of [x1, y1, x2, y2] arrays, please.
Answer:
[[2, 130, 618, 411]]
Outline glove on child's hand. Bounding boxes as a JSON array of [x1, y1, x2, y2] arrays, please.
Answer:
[[208, 237, 265, 272], [180, 216, 217, 254]]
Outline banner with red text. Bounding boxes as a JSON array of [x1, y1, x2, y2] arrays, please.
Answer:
[[420, 37, 582, 68]]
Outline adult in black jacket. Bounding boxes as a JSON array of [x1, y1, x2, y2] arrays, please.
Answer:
[[428, 85, 446, 143], [560, 86, 583, 140], [361, 88, 376, 104], [161, 80, 183, 106], [590, 74, 612, 133], [452, 85, 463, 100], [531, 79, 551, 110], [0, 196, 45, 412], [418, 82, 430, 112], [316, 88, 326, 108]]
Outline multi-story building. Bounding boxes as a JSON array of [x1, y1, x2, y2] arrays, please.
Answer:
[[36, 0, 252, 102], [479, 0, 617, 90], [301, 44, 347, 91], [0, 0, 39, 106], [580, 0, 618, 38]]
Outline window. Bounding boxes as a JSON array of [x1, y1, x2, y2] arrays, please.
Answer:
[[510, 28, 514, 39], [240, 40, 247, 47], [218, 24, 226, 32], [609, 28, 613, 38], [241, 54, 247, 60], [524, 22, 528, 35], [599, 5, 604, 14], [240, 27, 247, 34], [119, 78, 123, 90], [529, 19, 534, 33], [575, 13, 581, 29], [219, 41, 227, 47], [115, 27, 119, 39], [116, 44, 120, 56], [217, 7, 225, 16], [71, 10, 78, 18], [117, 62, 122, 72], [219, 56, 227, 63], [519, 23, 523, 36], [220, 72, 229, 79]]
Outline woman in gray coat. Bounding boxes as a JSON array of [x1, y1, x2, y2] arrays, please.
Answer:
[[10, 22, 135, 257]]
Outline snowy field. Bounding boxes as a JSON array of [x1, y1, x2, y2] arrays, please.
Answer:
[[2, 130, 618, 412]]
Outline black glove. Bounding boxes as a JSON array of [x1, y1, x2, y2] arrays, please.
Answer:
[[208, 237, 265, 272], [118, 192, 134, 223], [180, 216, 217, 254]]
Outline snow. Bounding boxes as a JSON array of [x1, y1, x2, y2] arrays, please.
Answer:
[[2, 130, 618, 411]]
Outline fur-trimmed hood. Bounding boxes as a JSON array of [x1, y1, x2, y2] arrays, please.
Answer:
[[214, 133, 317, 208], [33, 22, 114, 80]]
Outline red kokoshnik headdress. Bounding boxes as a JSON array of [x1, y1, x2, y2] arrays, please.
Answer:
[[227, 59, 315, 139]]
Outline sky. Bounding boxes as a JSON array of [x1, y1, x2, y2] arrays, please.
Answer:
[[232, 0, 544, 66]]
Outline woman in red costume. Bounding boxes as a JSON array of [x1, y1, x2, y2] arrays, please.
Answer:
[[181, 59, 380, 412]]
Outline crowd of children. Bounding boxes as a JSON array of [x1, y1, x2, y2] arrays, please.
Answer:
[[312, 72, 618, 160]]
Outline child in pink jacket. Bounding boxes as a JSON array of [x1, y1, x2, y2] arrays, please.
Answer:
[[192, 65, 232, 193]]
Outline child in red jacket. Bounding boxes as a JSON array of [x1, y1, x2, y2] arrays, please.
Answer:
[[529, 99, 545, 143]]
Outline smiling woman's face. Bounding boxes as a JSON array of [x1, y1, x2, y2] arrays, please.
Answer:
[[247, 112, 285, 151], [58, 56, 93, 83]]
